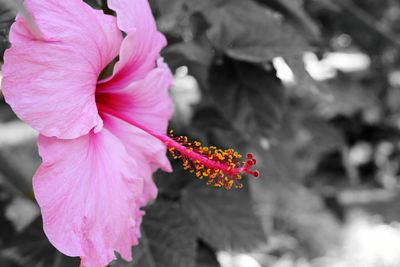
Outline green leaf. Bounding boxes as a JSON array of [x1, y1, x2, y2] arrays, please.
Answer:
[[209, 59, 285, 137], [182, 181, 267, 252], [113, 200, 197, 267], [201, 0, 309, 63]]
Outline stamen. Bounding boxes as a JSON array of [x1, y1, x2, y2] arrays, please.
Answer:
[[98, 105, 259, 190], [166, 130, 259, 189]]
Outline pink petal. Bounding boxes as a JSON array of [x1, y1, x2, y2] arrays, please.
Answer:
[[98, 0, 167, 90], [108, 0, 157, 33], [2, 0, 122, 139], [33, 130, 144, 267], [98, 60, 174, 134], [98, 60, 174, 204], [104, 115, 170, 205]]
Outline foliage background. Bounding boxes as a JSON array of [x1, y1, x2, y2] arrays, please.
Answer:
[[2, 0, 400, 266]]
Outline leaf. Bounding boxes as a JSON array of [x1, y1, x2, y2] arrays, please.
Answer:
[[113, 200, 197, 267], [83, 0, 101, 9], [201, 0, 309, 63], [162, 41, 212, 91], [248, 144, 342, 255], [152, 0, 184, 17], [115, 233, 155, 267], [183, 0, 226, 13], [301, 116, 345, 157], [0, 217, 80, 267], [191, 106, 233, 132], [163, 41, 213, 71], [0, 0, 17, 59], [209, 58, 286, 137], [257, 0, 321, 43], [196, 241, 221, 267], [154, 162, 194, 198], [0, 185, 16, 246], [0, 255, 17, 267], [151, 0, 186, 35], [308, 0, 340, 12], [320, 73, 380, 117], [182, 181, 267, 252], [284, 55, 326, 97], [0, 135, 40, 198]]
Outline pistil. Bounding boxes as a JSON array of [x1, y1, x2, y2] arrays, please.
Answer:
[[99, 104, 259, 189]]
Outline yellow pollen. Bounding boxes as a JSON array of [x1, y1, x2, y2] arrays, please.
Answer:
[[166, 131, 259, 190]]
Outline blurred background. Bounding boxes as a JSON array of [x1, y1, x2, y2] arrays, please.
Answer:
[[2, 0, 400, 266]]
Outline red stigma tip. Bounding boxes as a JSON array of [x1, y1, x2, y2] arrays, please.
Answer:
[[247, 153, 254, 159]]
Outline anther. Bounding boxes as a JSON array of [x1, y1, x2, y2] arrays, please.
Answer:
[[166, 131, 259, 190]]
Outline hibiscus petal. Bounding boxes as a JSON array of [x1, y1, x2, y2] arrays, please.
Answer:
[[33, 130, 143, 267], [104, 115, 170, 205], [2, 0, 122, 139], [98, 59, 174, 134], [108, 0, 156, 33], [98, 0, 166, 90], [98, 60, 173, 204]]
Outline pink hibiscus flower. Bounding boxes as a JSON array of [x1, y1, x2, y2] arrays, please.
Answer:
[[1, 0, 259, 266], [2, 0, 172, 266]]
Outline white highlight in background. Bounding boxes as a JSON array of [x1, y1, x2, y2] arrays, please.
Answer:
[[218, 252, 262, 267], [273, 57, 295, 84], [273, 51, 371, 84]]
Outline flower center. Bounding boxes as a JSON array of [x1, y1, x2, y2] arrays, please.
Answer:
[[98, 104, 259, 190]]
